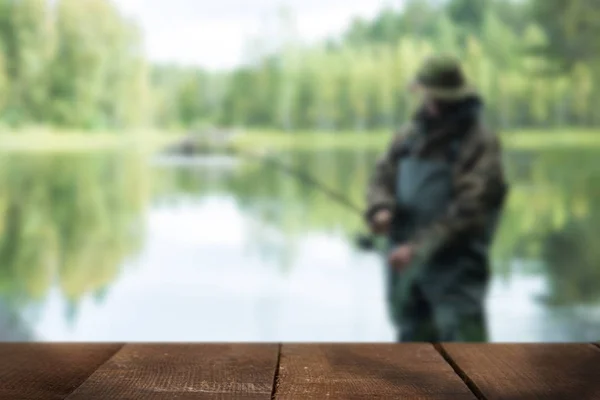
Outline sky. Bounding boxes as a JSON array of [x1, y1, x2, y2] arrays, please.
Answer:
[[114, 0, 404, 70]]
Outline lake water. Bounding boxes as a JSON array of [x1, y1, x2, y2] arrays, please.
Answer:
[[1, 145, 599, 342]]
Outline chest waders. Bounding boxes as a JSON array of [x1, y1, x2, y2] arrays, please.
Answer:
[[385, 136, 499, 342]]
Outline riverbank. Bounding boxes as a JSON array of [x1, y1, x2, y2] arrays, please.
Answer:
[[1, 128, 599, 154], [233, 128, 600, 152], [0, 129, 182, 153]]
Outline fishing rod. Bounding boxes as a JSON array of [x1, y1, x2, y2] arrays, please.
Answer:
[[237, 149, 380, 251]]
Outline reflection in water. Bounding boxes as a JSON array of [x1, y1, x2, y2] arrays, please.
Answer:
[[0, 151, 149, 339], [496, 149, 600, 306], [1, 146, 600, 342], [0, 299, 32, 341]]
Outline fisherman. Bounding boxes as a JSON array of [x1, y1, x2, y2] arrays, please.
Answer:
[[364, 54, 509, 342]]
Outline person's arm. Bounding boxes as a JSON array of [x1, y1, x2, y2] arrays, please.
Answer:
[[364, 130, 407, 225], [411, 128, 509, 260]]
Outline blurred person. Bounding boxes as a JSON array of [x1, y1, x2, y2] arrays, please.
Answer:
[[364, 54, 509, 342]]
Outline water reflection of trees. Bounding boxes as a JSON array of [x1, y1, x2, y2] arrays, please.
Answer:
[[228, 148, 600, 306], [158, 147, 600, 307], [221, 150, 375, 271], [0, 299, 32, 341], [0, 152, 149, 319], [228, 150, 372, 235], [496, 149, 600, 305], [151, 161, 234, 203]]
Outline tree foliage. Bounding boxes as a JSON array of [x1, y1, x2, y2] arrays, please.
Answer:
[[0, 0, 598, 132]]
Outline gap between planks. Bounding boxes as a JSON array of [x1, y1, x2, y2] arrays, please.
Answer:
[[270, 344, 282, 400], [66, 343, 479, 400], [64, 343, 577, 400], [433, 343, 487, 400], [274, 342, 478, 400]]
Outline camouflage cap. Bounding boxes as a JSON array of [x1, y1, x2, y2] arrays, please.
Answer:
[[412, 54, 476, 100]]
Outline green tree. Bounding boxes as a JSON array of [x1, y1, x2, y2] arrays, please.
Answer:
[[0, 0, 54, 124], [0, 47, 8, 114], [446, 0, 491, 36], [530, 0, 600, 72], [47, 0, 145, 129]]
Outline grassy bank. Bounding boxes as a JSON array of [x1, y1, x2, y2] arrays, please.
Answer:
[[232, 128, 600, 152], [0, 128, 184, 153], [501, 129, 600, 149], [1, 128, 599, 154]]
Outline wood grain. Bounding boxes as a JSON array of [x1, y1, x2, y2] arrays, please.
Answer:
[[65, 344, 279, 400], [274, 344, 477, 399], [0, 343, 123, 400], [441, 343, 600, 400]]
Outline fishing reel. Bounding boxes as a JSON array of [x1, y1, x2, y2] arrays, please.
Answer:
[[355, 233, 375, 251], [354, 233, 386, 252]]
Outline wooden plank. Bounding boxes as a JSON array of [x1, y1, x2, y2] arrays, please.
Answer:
[[275, 344, 477, 399], [65, 344, 279, 400], [0, 343, 123, 400], [441, 343, 600, 400]]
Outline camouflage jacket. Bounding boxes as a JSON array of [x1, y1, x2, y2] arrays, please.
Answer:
[[365, 99, 509, 255]]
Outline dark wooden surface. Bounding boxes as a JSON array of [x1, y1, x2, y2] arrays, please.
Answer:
[[440, 343, 600, 400], [0, 343, 123, 400], [276, 344, 475, 399], [65, 344, 279, 400], [0, 343, 599, 400]]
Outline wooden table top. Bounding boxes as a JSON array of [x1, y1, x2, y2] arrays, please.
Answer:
[[0, 343, 598, 399]]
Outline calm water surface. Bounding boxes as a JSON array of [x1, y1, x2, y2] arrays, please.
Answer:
[[1, 145, 599, 342]]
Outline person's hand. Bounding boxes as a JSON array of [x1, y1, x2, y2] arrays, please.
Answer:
[[370, 209, 392, 235], [388, 243, 415, 270]]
